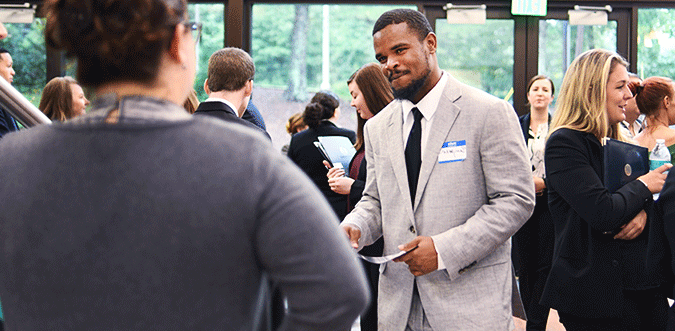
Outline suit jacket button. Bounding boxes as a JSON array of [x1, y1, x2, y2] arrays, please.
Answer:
[[612, 260, 619, 267], [409, 226, 416, 234]]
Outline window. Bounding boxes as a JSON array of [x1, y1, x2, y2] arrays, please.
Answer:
[[435, 19, 514, 102], [637, 8, 675, 79], [0, 19, 46, 107], [538, 19, 617, 108], [189, 3, 225, 101]]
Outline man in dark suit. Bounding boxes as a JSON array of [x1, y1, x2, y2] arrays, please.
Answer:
[[194, 47, 269, 139], [0, 47, 18, 138]]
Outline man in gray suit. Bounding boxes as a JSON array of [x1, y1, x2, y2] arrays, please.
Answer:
[[341, 9, 535, 330]]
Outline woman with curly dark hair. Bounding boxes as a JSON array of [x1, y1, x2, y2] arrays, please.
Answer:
[[0, 0, 368, 329]]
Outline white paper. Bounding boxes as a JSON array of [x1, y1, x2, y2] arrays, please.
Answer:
[[359, 246, 418, 264]]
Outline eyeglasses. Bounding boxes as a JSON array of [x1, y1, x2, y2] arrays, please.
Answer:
[[183, 21, 202, 45]]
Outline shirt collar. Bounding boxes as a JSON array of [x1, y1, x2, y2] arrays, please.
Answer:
[[71, 94, 191, 125], [205, 97, 240, 117], [401, 71, 449, 120]]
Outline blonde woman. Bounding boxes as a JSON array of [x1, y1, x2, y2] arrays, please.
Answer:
[[541, 49, 670, 330]]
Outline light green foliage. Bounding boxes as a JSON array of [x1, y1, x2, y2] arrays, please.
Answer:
[[0, 19, 46, 107], [189, 3, 225, 102], [436, 19, 514, 99], [252, 4, 414, 101], [637, 8, 675, 79]]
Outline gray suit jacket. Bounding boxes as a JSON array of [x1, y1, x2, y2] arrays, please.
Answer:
[[343, 73, 535, 330]]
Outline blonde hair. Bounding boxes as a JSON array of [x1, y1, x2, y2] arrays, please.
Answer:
[[550, 49, 629, 142]]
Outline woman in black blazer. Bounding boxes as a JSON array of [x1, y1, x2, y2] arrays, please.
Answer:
[[287, 91, 355, 220], [541, 49, 671, 331]]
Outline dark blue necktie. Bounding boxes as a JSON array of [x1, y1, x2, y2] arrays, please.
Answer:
[[405, 107, 423, 204]]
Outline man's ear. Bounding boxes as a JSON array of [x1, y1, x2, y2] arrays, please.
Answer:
[[243, 80, 253, 97], [203, 78, 210, 95], [424, 32, 437, 54]]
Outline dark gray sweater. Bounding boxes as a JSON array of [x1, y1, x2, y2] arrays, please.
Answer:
[[0, 95, 369, 330]]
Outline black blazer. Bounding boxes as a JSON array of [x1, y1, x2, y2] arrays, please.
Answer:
[[0, 107, 18, 139], [287, 121, 356, 220], [194, 101, 271, 140], [513, 113, 554, 270], [655, 170, 675, 300], [540, 128, 653, 318]]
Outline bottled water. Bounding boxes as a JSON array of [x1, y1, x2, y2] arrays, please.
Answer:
[[650, 139, 671, 171], [650, 139, 671, 199]]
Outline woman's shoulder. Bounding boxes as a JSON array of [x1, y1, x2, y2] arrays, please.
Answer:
[[548, 128, 598, 149], [549, 127, 587, 140]]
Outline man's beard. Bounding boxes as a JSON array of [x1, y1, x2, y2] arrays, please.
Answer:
[[392, 73, 429, 102], [391, 59, 432, 102]]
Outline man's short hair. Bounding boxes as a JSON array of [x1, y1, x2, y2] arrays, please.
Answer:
[[372, 9, 433, 41], [0, 48, 9, 55], [207, 47, 255, 92]]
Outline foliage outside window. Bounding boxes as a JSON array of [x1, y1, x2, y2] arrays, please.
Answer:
[[189, 3, 225, 102], [0, 19, 46, 107], [251, 4, 414, 151], [637, 9, 675, 80], [435, 19, 514, 102], [252, 4, 415, 101]]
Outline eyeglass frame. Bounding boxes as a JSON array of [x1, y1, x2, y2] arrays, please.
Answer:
[[183, 21, 202, 44]]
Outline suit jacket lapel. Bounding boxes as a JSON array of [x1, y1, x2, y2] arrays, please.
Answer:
[[414, 78, 461, 209], [385, 104, 416, 221]]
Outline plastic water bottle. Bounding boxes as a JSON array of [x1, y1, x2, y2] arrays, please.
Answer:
[[650, 139, 671, 199]]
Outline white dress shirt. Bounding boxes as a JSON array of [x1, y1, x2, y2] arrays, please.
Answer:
[[399, 72, 450, 270]]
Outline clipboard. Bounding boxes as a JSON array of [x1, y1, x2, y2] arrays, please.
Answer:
[[602, 138, 649, 192]]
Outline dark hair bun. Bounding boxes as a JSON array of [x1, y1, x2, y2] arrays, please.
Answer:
[[302, 103, 325, 129]]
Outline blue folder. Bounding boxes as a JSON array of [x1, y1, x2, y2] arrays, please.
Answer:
[[603, 138, 649, 192], [317, 136, 356, 177]]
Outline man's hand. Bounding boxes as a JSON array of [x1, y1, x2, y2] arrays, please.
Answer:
[[340, 223, 361, 249], [614, 209, 646, 240], [393, 236, 438, 276]]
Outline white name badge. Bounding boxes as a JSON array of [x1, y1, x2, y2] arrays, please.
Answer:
[[438, 140, 466, 163]]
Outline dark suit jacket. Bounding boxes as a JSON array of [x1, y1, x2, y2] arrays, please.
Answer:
[[654, 169, 675, 301], [242, 101, 267, 131], [0, 107, 18, 138], [194, 101, 270, 140], [287, 121, 356, 220], [541, 128, 654, 318]]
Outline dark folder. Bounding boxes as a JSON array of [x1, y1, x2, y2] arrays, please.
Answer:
[[603, 138, 649, 192]]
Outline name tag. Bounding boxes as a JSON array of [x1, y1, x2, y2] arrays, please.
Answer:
[[438, 140, 466, 163]]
